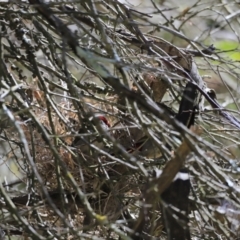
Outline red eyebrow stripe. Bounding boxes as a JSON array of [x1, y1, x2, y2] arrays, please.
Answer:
[[98, 116, 111, 127]]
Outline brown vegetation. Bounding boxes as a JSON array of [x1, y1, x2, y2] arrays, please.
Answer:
[[0, 1, 240, 240]]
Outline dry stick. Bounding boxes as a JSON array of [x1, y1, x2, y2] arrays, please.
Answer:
[[27, 0, 190, 153], [28, 1, 195, 132], [39, 1, 240, 131], [61, 4, 215, 57], [114, 30, 240, 128], [64, 5, 240, 128]]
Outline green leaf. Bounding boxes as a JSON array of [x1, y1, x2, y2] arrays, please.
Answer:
[[215, 40, 240, 60]]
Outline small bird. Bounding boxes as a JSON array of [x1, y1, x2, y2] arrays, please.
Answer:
[[113, 104, 177, 159], [113, 118, 164, 159], [71, 114, 111, 155], [130, 135, 164, 159]]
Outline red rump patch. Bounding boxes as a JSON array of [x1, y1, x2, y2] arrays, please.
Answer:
[[98, 116, 111, 127]]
